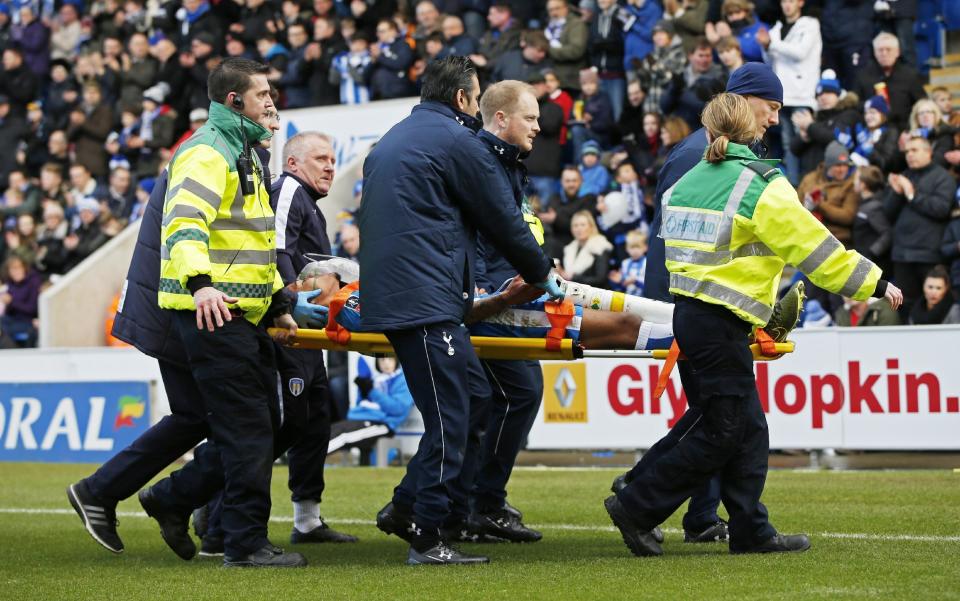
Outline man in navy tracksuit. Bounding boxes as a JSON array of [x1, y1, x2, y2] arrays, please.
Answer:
[[445, 81, 551, 544], [620, 63, 785, 544], [360, 57, 560, 565]]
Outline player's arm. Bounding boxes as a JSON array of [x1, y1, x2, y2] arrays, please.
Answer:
[[466, 277, 544, 324]]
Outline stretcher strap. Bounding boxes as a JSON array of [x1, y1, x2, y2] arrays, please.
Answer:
[[653, 339, 682, 401], [325, 281, 360, 345], [754, 328, 778, 357], [543, 300, 575, 352]]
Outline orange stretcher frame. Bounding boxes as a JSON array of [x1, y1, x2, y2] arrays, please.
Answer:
[[270, 328, 795, 362]]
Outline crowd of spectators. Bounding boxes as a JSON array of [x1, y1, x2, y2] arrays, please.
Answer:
[[1, 0, 959, 348]]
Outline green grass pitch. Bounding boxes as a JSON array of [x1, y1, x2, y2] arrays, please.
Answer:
[[1, 463, 958, 600]]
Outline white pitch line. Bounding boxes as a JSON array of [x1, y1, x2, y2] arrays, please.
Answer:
[[3, 507, 959, 543]]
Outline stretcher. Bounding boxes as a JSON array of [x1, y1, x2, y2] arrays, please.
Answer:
[[270, 328, 795, 362]]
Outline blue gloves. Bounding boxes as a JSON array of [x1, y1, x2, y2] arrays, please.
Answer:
[[535, 270, 566, 300], [293, 290, 329, 328]]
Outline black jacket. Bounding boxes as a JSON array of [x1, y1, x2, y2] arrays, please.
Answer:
[[270, 172, 332, 285], [941, 213, 960, 288], [369, 39, 415, 100], [852, 195, 893, 273], [854, 59, 927, 131], [791, 96, 861, 177], [111, 169, 186, 365], [357, 101, 552, 331], [475, 130, 527, 292], [883, 163, 957, 263], [588, 7, 626, 77]]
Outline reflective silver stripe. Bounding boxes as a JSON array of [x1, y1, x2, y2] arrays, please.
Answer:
[[169, 177, 222, 211], [665, 241, 775, 266], [716, 168, 757, 249], [660, 182, 678, 209], [797, 236, 842, 275], [210, 216, 275, 232], [162, 204, 207, 227], [839, 256, 876, 297], [670, 273, 773, 323], [208, 249, 275, 265]]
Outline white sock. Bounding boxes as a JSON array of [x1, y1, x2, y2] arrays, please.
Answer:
[[635, 321, 675, 350], [293, 500, 323, 533]]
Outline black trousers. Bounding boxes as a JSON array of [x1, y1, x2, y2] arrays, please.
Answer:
[[623, 407, 724, 532], [168, 345, 334, 538], [386, 323, 491, 531], [148, 312, 278, 557], [85, 360, 209, 504], [617, 297, 776, 550], [466, 359, 544, 515]]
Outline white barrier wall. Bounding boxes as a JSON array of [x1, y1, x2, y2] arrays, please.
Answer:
[[527, 325, 960, 450]]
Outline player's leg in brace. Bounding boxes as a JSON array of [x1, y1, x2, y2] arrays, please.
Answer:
[[561, 280, 674, 324]]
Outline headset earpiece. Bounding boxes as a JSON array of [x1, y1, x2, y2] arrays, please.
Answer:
[[231, 93, 244, 109]]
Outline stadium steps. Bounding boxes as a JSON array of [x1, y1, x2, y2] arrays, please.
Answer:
[[926, 54, 960, 100]]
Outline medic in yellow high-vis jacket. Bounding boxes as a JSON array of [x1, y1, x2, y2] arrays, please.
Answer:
[[662, 142, 895, 327], [158, 100, 283, 326]]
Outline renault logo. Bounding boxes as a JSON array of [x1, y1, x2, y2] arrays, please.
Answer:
[[554, 368, 577, 408]]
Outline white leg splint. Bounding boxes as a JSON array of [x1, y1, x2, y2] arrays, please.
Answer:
[[561, 280, 675, 324]]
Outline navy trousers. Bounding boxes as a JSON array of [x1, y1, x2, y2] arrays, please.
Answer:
[[387, 323, 490, 531], [85, 360, 208, 504], [617, 297, 776, 549], [147, 313, 278, 557], [468, 359, 543, 514]]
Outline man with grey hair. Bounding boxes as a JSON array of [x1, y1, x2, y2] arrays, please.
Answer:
[[265, 130, 359, 546], [854, 32, 926, 131]]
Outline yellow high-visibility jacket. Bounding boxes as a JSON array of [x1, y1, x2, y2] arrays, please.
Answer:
[[662, 142, 881, 326], [158, 101, 282, 325]]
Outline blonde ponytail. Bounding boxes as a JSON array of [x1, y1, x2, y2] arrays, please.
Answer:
[[706, 135, 730, 163], [701, 93, 757, 163]]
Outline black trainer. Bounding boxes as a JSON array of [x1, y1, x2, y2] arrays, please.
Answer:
[[731, 533, 811, 555], [223, 544, 308, 568], [604, 495, 663, 557], [608, 476, 664, 544], [503, 501, 523, 521], [441, 516, 506, 544], [407, 542, 489, 565], [66, 480, 123, 553], [290, 521, 359, 544], [138, 487, 196, 560], [199, 535, 224, 557], [192, 505, 209, 538], [473, 509, 542, 543], [684, 519, 728, 543], [376, 501, 416, 543]]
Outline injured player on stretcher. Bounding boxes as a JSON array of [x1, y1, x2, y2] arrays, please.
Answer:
[[289, 256, 799, 351]]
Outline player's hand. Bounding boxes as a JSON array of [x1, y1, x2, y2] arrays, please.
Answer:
[[272, 313, 298, 343], [500, 276, 546, 306], [193, 286, 239, 332], [884, 282, 903, 311], [535, 270, 566, 300], [293, 289, 329, 328]]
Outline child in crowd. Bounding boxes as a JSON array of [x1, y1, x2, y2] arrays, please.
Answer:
[[578, 141, 611, 196], [609, 229, 648, 296], [330, 32, 372, 105]]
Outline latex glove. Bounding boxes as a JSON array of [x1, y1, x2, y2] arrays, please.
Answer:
[[293, 289, 329, 328], [535, 270, 566, 300], [354, 376, 374, 398]]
